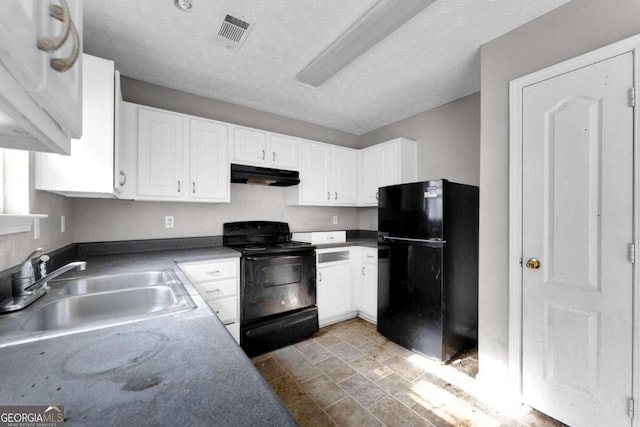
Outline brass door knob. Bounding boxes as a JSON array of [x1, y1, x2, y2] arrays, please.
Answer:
[[526, 258, 541, 269]]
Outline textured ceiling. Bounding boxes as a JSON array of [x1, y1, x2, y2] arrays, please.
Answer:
[[83, 0, 572, 135]]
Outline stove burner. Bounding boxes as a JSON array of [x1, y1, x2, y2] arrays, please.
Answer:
[[244, 245, 266, 251]]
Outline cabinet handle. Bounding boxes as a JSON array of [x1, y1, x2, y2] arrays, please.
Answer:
[[50, 18, 80, 72], [376, 191, 379, 200], [206, 289, 221, 294], [206, 270, 221, 275], [272, 152, 276, 162], [334, 192, 338, 200], [192, 182, 196, 194], [38, 0, 71, 52], [327, 192, 330, 200], [119, 171, 127, 187], [177, 180, 181, 193], [319, 272, 322, 282], [262, 149, 266, 160], [362, 266, 365, 275]]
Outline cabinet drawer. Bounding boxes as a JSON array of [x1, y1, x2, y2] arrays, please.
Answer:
[[180, 259, 237, 283], [195, 278, 237, 300], [207, 296, 238, 323], [362, 248, 377, 263]]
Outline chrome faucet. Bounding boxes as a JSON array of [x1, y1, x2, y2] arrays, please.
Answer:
[[24, 261, 87, 293], [1, 249, 87, 313]]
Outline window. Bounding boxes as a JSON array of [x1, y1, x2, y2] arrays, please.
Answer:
[[1, 148, 29, 214], [0, 148, 41, 236]]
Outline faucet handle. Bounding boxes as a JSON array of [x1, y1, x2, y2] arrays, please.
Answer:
[[24, 248, 44, 263], [38, 255, 50, 278], [12, 248, 44, 289]]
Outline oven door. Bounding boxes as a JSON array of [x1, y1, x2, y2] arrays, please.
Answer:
[[241, 250, 316, 323]]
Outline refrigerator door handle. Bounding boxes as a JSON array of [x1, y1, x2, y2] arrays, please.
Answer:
[[382, 236, 446, 245]]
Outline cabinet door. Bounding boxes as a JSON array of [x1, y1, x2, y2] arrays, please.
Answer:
[[332, 147, 358, 205], [359, 146, 379, 205], [361, 262, 378, 321], [300, 141, 331, 204], [35, 54, 114, 194], [233, 127, 267, 165], [269, 134, 299, 170], [377, 142, 400, 188], [317, 263, 352, 325], [137, 108, 184, 198], [189, 118, 229, 201], [30, 0, 83, 138], [0, 1, 45, 93]]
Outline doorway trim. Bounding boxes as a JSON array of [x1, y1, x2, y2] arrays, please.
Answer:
[[508, 33, 640, 419]]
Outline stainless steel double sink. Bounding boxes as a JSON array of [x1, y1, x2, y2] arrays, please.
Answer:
[[0, 269, 196, 346]]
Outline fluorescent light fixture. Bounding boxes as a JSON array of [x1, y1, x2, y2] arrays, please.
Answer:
[[296, 0, 436, 88]]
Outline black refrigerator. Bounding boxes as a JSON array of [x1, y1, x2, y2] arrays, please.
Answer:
[[377, 179, 479, 361]]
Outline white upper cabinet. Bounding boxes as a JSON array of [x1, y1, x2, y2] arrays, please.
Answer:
[[232, 126, 299, 170], [137, 108, 184, 198], [0, 0, 83, 154], [119, 103, 230, 203], [287, 140, 357, 206], [189, 119, 229, 201], [358, 138, 417, 206], [35, 54, 118, 197]]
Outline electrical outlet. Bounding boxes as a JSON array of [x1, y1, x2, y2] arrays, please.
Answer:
[[61, 215, 66, 233], [33, 218, 40, 240], [332, 215, 339, 225], [165, 216, 174, 229]]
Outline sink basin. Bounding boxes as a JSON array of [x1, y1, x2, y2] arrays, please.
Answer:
[[0, 269, 197, 346], [62, 271, 168, 295], [23, 286, 178, 331]]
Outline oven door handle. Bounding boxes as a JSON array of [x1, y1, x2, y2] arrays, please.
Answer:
[[245, 252, 315, 261]]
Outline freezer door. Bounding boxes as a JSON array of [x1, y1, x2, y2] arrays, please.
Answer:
[[378, 180, 444, 240]]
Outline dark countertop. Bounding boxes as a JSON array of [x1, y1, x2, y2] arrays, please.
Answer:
[[0, 246, 296, 427], [313, 238, 378, 250]]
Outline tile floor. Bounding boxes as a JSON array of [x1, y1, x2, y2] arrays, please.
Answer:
[[252, 317, 564, 427]]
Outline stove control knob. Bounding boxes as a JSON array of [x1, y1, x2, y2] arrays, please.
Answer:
[[280, 300, 285, 306]]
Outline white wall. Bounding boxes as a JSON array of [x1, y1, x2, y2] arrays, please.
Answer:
[[358, 92, 481, 230], [72, 184, 358, 242], [478, 0, 640, 388]]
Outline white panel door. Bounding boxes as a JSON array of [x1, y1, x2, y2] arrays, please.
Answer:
[[521, 52, 634, 426], [137, 108, 183, 198], [189, 118, 229, 201], [300, 141, 331, 204], [233, 127, 267, 165], [332, 147, 358, 205]]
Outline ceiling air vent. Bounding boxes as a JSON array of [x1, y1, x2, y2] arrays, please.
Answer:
[[216, 13, 254, 50]]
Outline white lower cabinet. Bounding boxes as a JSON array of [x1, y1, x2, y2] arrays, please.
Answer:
[[316, 248, 355, 326], [357, 247, 378, 323], [178, 258, 240, 343], [316, 246, 378, 327]]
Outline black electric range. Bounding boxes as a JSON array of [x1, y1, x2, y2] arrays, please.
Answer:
[[223, 221, 319, 357]]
